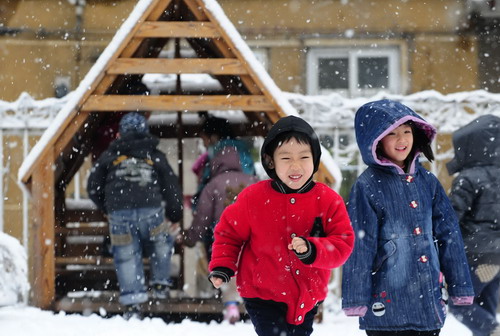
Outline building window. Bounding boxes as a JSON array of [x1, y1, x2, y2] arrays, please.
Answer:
[[307, 47, 400, 97], [251, 48, 269, 71]]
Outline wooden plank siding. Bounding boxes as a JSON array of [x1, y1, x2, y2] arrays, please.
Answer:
[[136, 22, 221, 38], [82, 95, 275, 111], [30, 150, 55, 308], [107, 58, 248, 75]]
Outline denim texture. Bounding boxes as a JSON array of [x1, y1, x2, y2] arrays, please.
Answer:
[[449, 263, 500, 336], [342, 100, 474, 331], [343, 165, 473, 331], [108, 206, 174, 306]]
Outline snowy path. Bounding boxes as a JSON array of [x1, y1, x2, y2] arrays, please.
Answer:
[[0, 305, 472, 335]]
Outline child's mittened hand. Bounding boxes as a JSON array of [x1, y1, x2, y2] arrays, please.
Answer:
[[210, 276, 224, 289], [288, 237, 308, 254]]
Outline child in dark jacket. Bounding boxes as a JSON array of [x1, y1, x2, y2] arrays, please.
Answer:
[[87, 112, 183, 318], [208, 115, 354, 336], [342, 100, 474, 336], [447, 115, 500, 336]]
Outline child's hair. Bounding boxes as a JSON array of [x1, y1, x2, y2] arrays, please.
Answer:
[[376, 121, 434, 167], [264, 130, 312, 158], [410, 122, 434, 163], [201, 116, 234, 139]]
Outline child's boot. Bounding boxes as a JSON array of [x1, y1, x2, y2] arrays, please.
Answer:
[[123, 304, 143, 320]]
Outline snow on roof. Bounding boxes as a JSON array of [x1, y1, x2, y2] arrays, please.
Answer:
[[201, 0, 298, 117], [18, 0, 299, 183], [17, 0, 154, 182]]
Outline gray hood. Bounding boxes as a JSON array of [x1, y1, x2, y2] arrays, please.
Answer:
[[447, 114, 500, 175]]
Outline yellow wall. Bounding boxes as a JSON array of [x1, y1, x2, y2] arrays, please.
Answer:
[[412, 35, 479, 93], [0, 0, 135, 100], [219, 0, 466, 33], [0, 0, 479, 99]]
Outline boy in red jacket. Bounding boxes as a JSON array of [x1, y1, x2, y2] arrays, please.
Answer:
[[209, 116, 354, 335]]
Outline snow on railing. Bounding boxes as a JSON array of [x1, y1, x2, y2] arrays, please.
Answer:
[[287, 89, 500, 134], [3, 89, 500, 131], [0, 92, 70, 129]]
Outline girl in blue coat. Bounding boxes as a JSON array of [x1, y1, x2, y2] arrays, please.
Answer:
[[342, 100, 474, 335]]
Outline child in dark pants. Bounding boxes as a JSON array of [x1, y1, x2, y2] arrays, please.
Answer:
[[208, 116, 354, 335]]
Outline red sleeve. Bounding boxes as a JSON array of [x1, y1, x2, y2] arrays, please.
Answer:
[[307, 190, 354, 269]]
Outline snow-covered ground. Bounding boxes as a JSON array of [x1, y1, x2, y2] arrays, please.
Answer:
[[0, 211, 476, 336], [0, 304, 472, 335]]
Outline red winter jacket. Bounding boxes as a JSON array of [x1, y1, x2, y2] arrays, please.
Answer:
[[209, 180, 354, 324]]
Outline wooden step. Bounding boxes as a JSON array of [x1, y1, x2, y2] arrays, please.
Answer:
[[64, 199, 105, 222], [54, 292, 241, 316]]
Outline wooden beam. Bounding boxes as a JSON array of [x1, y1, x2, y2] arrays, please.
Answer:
[[108, 58, 247, 75], [30, 150, 55, 309], [82, 95, 275, 112], [56, 257, 115, 266], [192, 0, 286, 121], [54, 111, 90, 156], [184, 0, 279, 127], [316, 162, 335, 187], [55, 295, 228, 315], [183, 0, 209, 20], [146, 0, 173, 21], [137, 21, 220, 38], [20, 0, 166, 183]]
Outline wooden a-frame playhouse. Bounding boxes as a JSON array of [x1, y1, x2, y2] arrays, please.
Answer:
[[19, 0, 336, 315]]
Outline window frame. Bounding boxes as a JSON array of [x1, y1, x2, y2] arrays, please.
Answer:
[[307, 46, 401, 97]]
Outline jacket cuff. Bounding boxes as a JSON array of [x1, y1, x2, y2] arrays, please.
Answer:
[[295, 238, 316, 265], [451, 296, 474, 305], [343, 306, 368, 317], [208, 267, 235, 283]]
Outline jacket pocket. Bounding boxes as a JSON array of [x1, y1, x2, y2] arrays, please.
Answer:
[[372, 240, 397, 274], [149, 220, 169, 242]]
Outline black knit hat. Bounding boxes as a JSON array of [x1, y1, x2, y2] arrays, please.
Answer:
[[261, 116, 321, 180]]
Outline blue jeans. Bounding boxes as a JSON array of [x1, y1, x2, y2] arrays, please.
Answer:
[[243, 298, 318, 336], [108, 207, 174, 306], [449, 264, 500, 336]]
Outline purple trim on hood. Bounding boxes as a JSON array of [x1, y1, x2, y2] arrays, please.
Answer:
[[371, 115, 437, 175]]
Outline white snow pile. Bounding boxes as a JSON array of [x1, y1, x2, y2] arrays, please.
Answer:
[[0, 232, 29, 306]]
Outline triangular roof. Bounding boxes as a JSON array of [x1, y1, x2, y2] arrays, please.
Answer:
[[19, 0, 335, 186]]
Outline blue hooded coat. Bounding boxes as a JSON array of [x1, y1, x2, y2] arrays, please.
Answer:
[[342, 100, 474, 331]]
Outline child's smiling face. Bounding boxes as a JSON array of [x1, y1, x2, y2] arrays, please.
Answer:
[[380, 124, 414, 167], [272, 137, 314, 190]]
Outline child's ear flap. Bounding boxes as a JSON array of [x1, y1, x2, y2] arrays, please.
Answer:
[[263, 154, 274, 169]]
